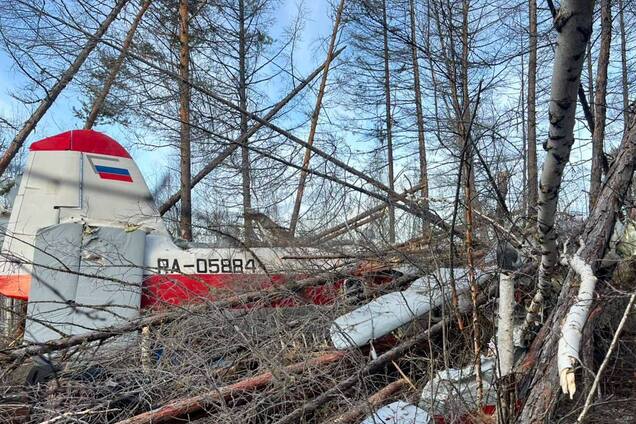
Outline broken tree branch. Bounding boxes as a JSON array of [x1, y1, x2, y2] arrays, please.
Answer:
[[518, 113, 636, 422], [558, 253, 597, 399], [289, 0, 346, 235], [84, 0, 152, 130]]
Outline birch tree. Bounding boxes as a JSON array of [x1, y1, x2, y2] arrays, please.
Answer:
[[524, 0, 594, 330]]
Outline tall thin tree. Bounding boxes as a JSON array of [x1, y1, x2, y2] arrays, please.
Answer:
[[238, 0, 256, 245], [178, 0, 192, 241], [382, 0, 396, 243], [526, 0, 538, 220], [590, 0, 612, 209], [288, 0, 345, 236], [409, 0, 429, 234]]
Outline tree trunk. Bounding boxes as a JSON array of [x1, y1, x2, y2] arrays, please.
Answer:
[[524, 0, 594, 330], [238, 0, 254, 246], [288, 0, 345, 236], [460, 0, 482, 405], [618, 0, 630, 132], [590, 0, 612, 210], [84, 0, 151, 129], [409, 0, 429, 233], [0, 0, 129, 179], [527, 0, 538, 220], [178, 0, 192, 241], [586, 41, 594, 118], [519, 113, 636, 423], [459, 0, 477, 216], [382, 0, 396, 243]]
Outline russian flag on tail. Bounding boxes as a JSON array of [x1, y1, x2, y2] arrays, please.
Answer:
[[94, 164, 133, 182]]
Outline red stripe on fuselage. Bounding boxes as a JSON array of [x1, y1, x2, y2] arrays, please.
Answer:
[[141, 273, 342, 308]]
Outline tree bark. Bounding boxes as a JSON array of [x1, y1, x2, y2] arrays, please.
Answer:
[[288, 0, 345, 236], [178, 0, 192, 241], [0, 0, 130, 179], [409, 0, 429, 233], [618, 0, 630, 131], [527, 0, 538, 220], [546, 0, 596, 134], [519, 113, 636, 423], [238, 0, 255, 245], [524, 0, 594, 330], [590, 0, 612, 210], [382, 0, 396, 243], [586, 41, 594, 118], [84, 0, 152, 129]]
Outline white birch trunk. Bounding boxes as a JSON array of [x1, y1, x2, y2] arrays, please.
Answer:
[[497, 272, 515, 376], [557, 255, 597, 399], [525, 0, 594, 330]]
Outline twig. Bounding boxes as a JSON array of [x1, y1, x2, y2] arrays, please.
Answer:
[[116, 351, 347, 424], [576, 292, 636, 422]]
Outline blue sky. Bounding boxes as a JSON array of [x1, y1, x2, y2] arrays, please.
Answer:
[[0, 0, 333, 183]]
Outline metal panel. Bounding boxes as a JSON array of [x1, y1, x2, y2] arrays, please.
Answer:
[[25, 224, 145, 344], [24, 223, 82, 343], [73, 227, 145, 331]]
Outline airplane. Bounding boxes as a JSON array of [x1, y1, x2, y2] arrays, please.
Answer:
[[0, 130, 365, 343]]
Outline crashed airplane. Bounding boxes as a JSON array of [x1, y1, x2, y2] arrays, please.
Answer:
[[0, 130, 342, 343]]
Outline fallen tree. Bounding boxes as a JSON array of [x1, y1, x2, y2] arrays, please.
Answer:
[[518, 112, 636, 421], [15, 1, 459, 238]]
